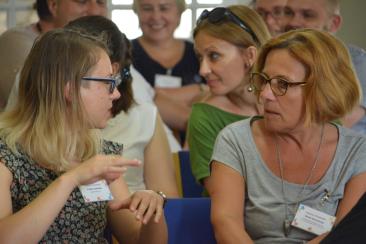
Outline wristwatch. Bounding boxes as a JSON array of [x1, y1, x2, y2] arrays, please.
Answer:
[[156, 191, 167, 208]]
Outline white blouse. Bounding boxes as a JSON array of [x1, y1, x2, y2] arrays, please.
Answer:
[[102, 102, 157, 192]]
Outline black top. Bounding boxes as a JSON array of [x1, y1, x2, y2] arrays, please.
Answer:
[[320, 192, 366, 244], [131, 38, 203, 87]]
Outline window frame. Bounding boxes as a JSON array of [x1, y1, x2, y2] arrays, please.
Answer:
[[0, 0, 247, 37]]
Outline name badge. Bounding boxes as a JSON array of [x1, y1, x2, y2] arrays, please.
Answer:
[[155, 74, 182, 88], [79, 180, 113, 203], [291, 204, 336, 235]]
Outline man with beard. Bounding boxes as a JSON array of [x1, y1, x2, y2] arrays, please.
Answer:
[[282, 0, 366, 133]]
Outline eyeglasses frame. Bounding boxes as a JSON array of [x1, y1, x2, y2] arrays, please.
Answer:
[[250, 72, 307, 96], [81, 76, 117, 94]]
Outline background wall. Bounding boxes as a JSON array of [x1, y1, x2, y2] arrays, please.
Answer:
[[237, 0, 365, 50], [0, 0, 364, 49], [337, 0, 366, 50]]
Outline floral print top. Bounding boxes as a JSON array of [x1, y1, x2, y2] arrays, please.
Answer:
[[0, 139, 123, 243]]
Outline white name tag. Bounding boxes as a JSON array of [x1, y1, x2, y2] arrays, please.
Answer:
[[155, 74, 182, 88], [291, 204, 336, 235], [79, 180, 113, 203]]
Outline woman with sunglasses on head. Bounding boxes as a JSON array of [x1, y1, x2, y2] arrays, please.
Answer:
[[187, 5, 271, 190], [0, 29, 167, 243], [209, 29, 366, 243], [66, 16, 179, 203]]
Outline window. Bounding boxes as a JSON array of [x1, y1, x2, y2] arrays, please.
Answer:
[[110, 0, 246, 39], [0, 0, 250, 38], [0, 0, 37, 34]]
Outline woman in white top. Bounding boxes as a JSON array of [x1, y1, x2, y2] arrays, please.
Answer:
[[66, 16, 179, 198]]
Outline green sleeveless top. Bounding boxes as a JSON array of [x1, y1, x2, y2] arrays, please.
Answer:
[[187, 103, 249, 184]]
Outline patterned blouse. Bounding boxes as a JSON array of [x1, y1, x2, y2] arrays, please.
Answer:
[[0, 139, 123, 243]]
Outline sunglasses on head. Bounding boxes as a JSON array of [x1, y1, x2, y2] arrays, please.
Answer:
[[197, 7, 259, 45]]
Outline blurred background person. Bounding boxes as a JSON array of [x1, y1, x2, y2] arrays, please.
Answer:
[[131, 0, 207, 138], [282, 0, 366, 134], [66, 16, 180, 201], [187, 5, 271, 189], [251, 0, 287, 36], [0, 0, 108, 110], [132, 0, 202, 88]]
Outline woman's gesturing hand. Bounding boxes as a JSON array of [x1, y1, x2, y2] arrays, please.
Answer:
[[66, 155, 141, 187], [108, 190, 166, 224]]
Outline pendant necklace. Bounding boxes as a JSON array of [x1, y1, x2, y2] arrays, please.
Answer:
[[275, 125, 325, 236]]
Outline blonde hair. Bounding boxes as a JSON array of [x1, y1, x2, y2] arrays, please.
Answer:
[[193, 5, 271, 49], [253, 28, 361, 125], [0, 29, 108, 171], [133, 0, 186, 14]]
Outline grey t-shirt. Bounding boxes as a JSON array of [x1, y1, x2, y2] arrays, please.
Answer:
[[211, 117, 366, 244]]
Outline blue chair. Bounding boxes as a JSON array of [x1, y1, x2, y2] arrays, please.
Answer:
[[178, 151, 204, 197], [165, 198, 216, 244]]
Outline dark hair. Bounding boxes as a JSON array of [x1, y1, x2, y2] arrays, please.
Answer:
[[33, 0, 52, 21], [65, 16, 135, 116]]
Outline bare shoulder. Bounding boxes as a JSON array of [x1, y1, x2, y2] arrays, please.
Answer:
[[0, 161, 12, 184], [0, 161, 13, 218]]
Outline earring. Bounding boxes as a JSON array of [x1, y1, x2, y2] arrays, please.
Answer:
[[247, 85, 253, 92]]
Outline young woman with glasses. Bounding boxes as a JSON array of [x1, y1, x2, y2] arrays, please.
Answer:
[[65, 16, 179, 210], [0, 29, 167, 243], [209, 29, 366, 243], [187, 5, 271, 190]]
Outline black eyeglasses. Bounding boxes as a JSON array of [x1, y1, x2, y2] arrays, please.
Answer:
[[82, 76, 117, 94], [197, 7, 259, 44], [250, 72, 307, 96]]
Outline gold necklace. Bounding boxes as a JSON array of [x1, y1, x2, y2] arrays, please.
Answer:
[[275, 125, 325, 236]]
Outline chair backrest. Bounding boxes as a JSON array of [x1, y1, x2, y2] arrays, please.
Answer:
[[173, 152, 183, 197], [178, 151, 204, 197], [165, 198, 216, 244]]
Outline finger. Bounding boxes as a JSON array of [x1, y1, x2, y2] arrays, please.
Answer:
[[104, 172, 123, 183], [142, 198, 158, 224], [102, 166, 127, 181], [110, 156, 141, 168], [135, 197, 151, 222], [154, 201, 164, 223], [108, 198, 130, 210], [105, 166, 127, 174], [129, 193, 143, 213]]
